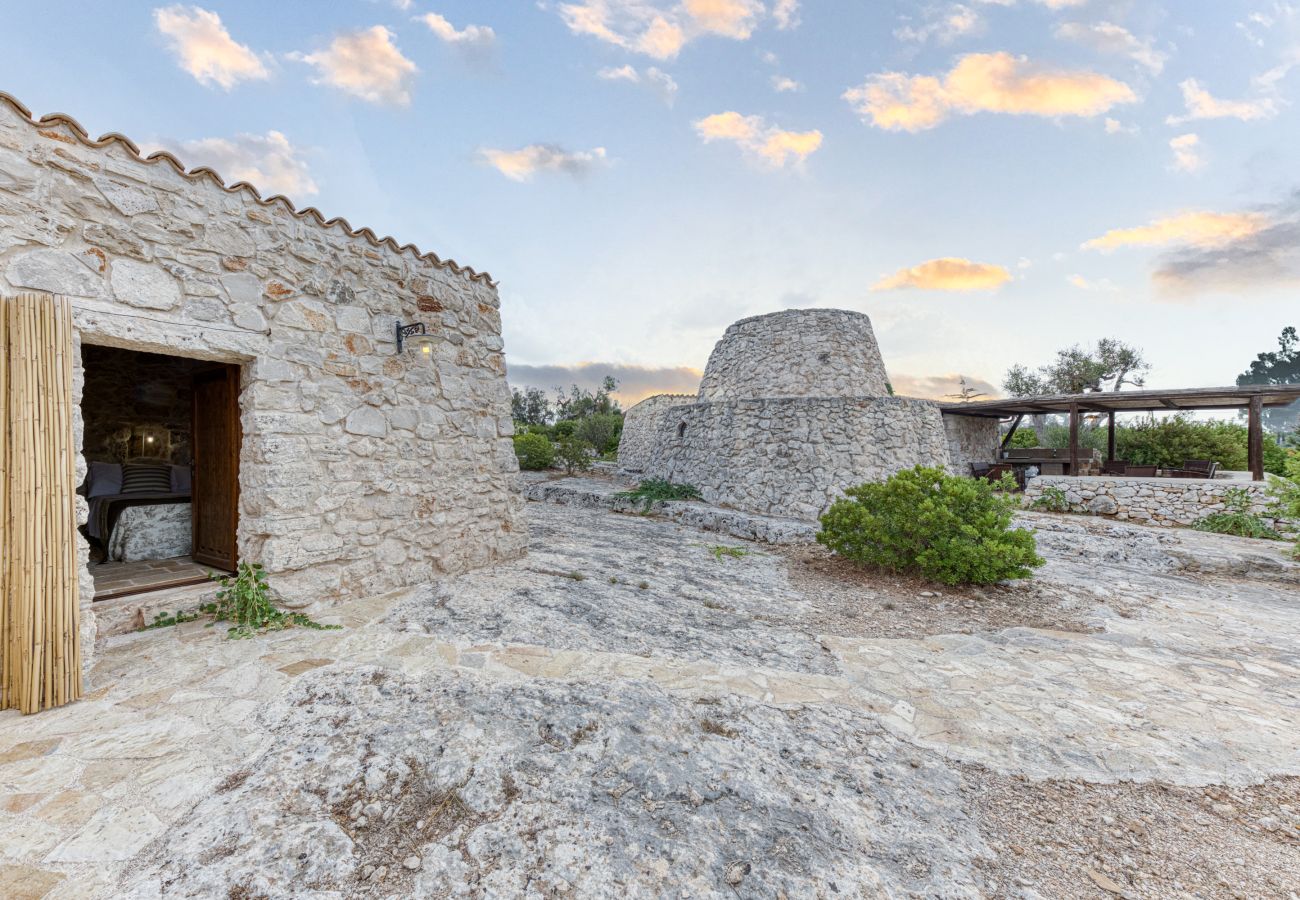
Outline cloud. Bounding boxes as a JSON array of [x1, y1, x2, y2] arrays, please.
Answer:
[[773, 0, 800, 29], [890, 372, 999, 400], [895, 5, 984, 45], [872, 257, 1013, 292], [1055, 21, 1166, 74], [1166, 78, 1278, 124], [598, 64, 678, 105], [1083, 210, 1270, 251], [1104, 117, 1137, 134], [153, 5, 269, 89], [693, 111, 822, 167], [1153, 197, 1300, 295], [417, 12, 496, 57], [508, 362, 703, 406], [1169, 133, 1203, 173], [1067, 273, 1117, 291], [478, 144, 609, 181], [291, 26, 417, 106], [555, 0, 769, 58], [771, 75, 802, 92], [148, 131, 317, 198], [844, 52, 1136, 132]]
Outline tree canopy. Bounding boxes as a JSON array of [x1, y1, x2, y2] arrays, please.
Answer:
[[1004, 338, 1150, 397], [1237, 326, 1300, 435]]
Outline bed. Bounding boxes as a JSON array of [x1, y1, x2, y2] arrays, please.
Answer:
[[83, 462, 193, 562]]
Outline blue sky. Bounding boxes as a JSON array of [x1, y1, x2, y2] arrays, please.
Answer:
[[2, 1, 1298, 402]]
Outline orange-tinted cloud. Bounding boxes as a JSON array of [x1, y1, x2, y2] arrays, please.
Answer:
[[1082, 211, 1269, 251], [890, 372, 1000, 400], [292, 26, 418, 106], [694, 111, 823, 167], [508, 362, 703, 406], [844, 52, 1136, 132], [872, 257, 1013, 292]]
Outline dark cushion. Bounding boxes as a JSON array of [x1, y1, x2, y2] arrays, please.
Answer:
[[87, 461, 122, 498], [121, 464, 173, 494], [170, 465, 192, 494]]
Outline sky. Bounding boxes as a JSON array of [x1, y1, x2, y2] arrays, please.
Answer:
[[2, 1, 1298, 405]]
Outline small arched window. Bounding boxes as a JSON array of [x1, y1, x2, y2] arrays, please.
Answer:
[[677, 421, 687, 439]]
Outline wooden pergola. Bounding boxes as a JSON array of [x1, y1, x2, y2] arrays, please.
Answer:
[[939, 385, 1300, 481]]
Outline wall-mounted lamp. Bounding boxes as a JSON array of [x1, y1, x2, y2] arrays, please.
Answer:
[[395, 320, 437, 362]]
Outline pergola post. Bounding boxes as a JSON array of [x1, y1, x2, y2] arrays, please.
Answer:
[[1248, 394, 1264, 481], [1106, 410, 1116, 463], [1068, 401, 1080, 475], [1000, 414, 1024, 453]]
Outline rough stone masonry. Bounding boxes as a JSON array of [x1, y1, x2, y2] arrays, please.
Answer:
[[621, 308, 1000, 520], [0, 94, 527, 672]]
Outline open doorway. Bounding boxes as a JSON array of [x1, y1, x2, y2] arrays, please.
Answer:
[[79, 345, 241, 601]]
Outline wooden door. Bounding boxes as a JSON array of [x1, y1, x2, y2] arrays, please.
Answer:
[[191, 365, 241, 572]]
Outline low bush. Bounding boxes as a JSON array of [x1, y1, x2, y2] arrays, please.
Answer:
[[616, 478, 703, 510], [513, 432, 555, 470], [816, 465, 1043, 586], [1193, 488, 1283, 540], [206, 562, 339, 639], [1267, 450, 1300, 558], [1029, 485, 1070, 513], [552, 419, 578, 438], [554, 436, 593, 475]]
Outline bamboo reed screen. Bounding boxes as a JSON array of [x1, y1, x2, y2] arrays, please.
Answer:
[[1, 291, 82, 714]]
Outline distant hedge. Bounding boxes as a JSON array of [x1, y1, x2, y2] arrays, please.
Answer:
[[1008, 415, 1287, 474]]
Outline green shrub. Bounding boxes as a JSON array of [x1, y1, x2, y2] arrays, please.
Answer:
[[1029, 485, 1070, 513], [1009, 415, 1287, 474], [816, 466, 1044, 586], [552, 419, 578, 438], [576, 412, 624, 455], [205, 562, 339, 639], [615, 478, 703, 510], [513, 432, 555, 470], [1193, 488, 1283, 540], [554, 436, 592, 475]]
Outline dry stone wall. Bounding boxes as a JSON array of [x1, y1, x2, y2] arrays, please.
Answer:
[[617, 393, 695, 473], [1024, 475, 1292, 531], [942, 415, 1000, 476], [697, 309, 892, 401], [0, 96, 527, 670], [640, 397, 952, 521]]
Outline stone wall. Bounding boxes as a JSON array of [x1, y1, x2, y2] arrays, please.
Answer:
[[640, 397, 951, 521], [942, 414, 1000, 476], [81, 345, 206, 464], [617, 393, 695, 473], [0, 95, 527, 673], [696, 309, 891, 401], [1023, 475, 1292, 531]]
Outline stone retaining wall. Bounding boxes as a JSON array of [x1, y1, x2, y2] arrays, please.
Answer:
[[0, 96, 527, 672], [1023, 475, 1292, 531], [639, 396, 950, 521]]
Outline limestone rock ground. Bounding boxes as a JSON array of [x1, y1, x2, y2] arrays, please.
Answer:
[[1, 500, 1298, 898]]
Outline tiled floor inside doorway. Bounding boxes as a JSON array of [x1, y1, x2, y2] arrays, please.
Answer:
[[92, 557, 218, 601]]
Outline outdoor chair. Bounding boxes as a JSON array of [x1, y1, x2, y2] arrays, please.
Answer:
[[1180, 459, 1219, 478], [1102, 460, 1131, 475], [1125, 465, 1157, 477]]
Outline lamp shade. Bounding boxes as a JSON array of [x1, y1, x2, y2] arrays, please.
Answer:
[[407, 333, 437, 362]]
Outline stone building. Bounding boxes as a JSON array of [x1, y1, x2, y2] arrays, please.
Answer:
[[0, 92, 526, 690], [620, 309, 998, 521]]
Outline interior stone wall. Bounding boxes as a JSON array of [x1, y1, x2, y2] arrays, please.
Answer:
[[942, 415, 1001, 476], [696, 309, 892, 401], [0, 95, 528, 672], [80, 345, 206, 464], [640, 397, 952, 521]]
